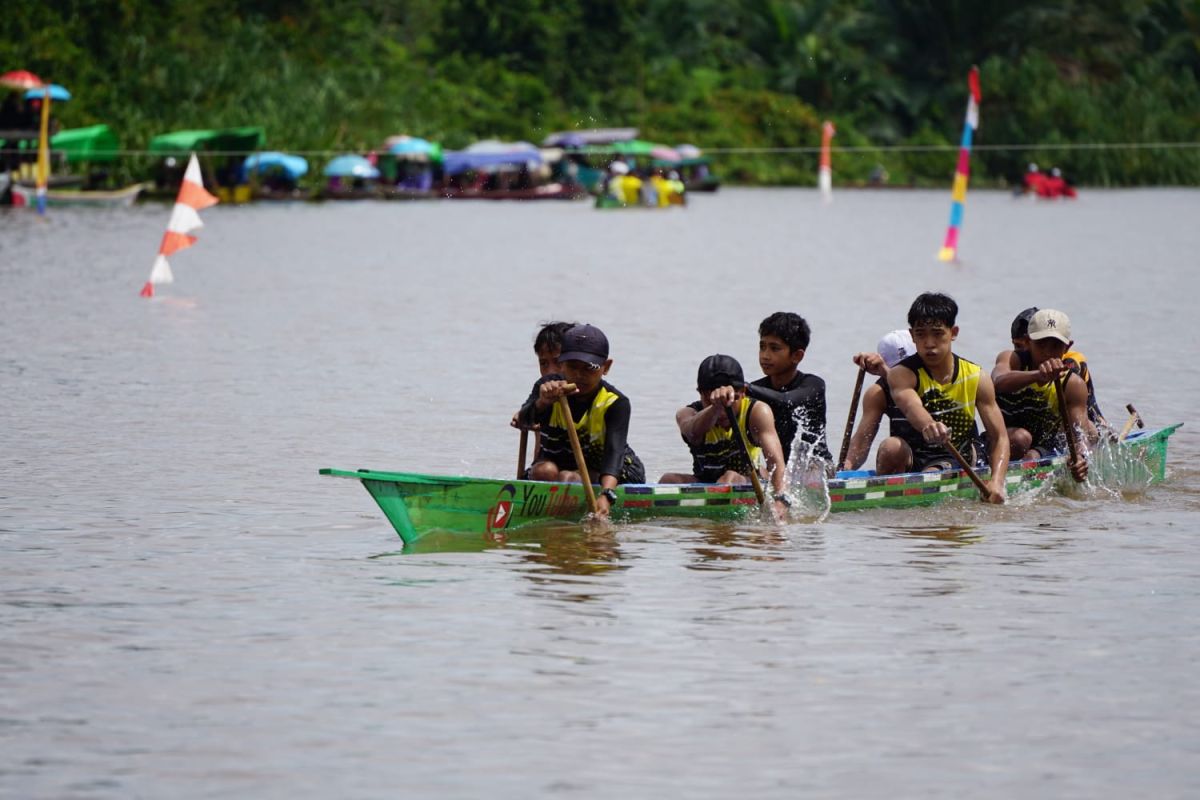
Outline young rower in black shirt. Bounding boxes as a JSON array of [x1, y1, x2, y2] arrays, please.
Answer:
[[745, 311, 833, 465]]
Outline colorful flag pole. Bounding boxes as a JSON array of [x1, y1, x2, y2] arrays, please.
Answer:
[[141, 153, 218, 298], [819, 120, 835, 203], [34, 88, 52, 216], [937, 66, 981, 262]]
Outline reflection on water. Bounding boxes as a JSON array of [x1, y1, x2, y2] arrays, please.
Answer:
[[4, 191, 1199, 798], [682, 521, 791, 570]]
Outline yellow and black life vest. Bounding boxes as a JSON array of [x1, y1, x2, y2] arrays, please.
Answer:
[[686, 396, 762, 482], [543, 386, 620, 470], [896, 353, 981, 455]]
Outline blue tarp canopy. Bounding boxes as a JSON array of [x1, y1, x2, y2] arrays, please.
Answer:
[[323, 154, 380, 179], [241, 151, 308, 180], [443, 149, 542, 175]]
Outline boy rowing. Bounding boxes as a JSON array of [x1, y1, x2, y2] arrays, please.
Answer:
[[991, 308, 1095, 481], [840, 329, 916, 472], [517, 323, 645, 518], [745, 312, 833, 466], [884, 292, 1009, 502], [659, 354, 791, 519]]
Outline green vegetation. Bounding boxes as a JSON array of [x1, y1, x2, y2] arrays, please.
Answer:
[[3, 0, 1198, 186]]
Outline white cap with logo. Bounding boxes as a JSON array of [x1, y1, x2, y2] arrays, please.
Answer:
[[1027, 309, 1072, 344], [876, 329, 916, 368]]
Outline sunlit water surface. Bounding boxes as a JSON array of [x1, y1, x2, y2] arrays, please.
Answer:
[[3, 189, 1199, 798]]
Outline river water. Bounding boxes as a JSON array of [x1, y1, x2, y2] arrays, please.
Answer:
[[2, 188, 1198, 798]]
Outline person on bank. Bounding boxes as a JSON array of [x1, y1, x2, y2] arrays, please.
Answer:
[[659, 354, 791, 519], [745, 311, 833, 466], [840, 329, 916, 472], [992, 308, 1096, 481], [517, 324, 645, 518], [884, 292, 1009, 502]]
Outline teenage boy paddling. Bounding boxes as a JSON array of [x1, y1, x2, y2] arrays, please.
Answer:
[[992, 309, 1095, 481], [518, 324, 645, 519], [885, 293, 1009, 503]]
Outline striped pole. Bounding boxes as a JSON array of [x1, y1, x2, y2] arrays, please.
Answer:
[[938, 66, 981, 262], [34, 88, 52, 215]]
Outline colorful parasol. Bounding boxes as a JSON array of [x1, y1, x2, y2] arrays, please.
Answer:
[[1, 70, 44, 90]]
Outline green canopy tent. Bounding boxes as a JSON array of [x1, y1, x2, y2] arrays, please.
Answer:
[[50, 124, 119, 164], [147, 127, 266, 198], [147, 126, 265, 155]]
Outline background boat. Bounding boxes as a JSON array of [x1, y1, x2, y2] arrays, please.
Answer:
[[9, 181, 146, 208]]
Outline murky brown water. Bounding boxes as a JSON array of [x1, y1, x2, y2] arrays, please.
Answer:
[[2, 189, 1198, 798]]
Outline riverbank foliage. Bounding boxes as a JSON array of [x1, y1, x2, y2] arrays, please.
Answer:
[[3, 0, 1199, 186]]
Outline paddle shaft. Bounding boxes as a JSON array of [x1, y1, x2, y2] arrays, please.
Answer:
[[944, 439, 992, 501], [1118, 403, 1143, 441], [517, 428, 529, 479], [1053, 373, 1084, 481], [556, 392, 599, 515], [836, 367, 867, 468], [725, 405, 766, 505]]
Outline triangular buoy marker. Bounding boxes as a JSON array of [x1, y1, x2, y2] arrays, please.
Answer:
[[141, 152, 218, 297]]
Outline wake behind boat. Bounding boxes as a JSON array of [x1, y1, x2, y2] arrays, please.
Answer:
[[322, 425, 1179, 546]]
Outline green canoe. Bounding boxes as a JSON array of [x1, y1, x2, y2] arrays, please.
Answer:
[[321, 424, 1180, 546]]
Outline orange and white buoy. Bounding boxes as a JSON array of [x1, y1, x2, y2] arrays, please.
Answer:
[[819, 120, 835, 203], [141, 153, 218, 298]]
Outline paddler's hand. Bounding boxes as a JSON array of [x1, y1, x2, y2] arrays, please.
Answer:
[[1036, 358, 1070, 382], [536, 379, 578, 408], [853, 351, 887, 377], [708, 385, 738, 408], [595, 494, 612, 518], [984, 479, 1007, 504], [770, 497, 790, 522], [510, 410, 539, 430], [1068, 455, 1089, 483], [920, 420, 950, 445]]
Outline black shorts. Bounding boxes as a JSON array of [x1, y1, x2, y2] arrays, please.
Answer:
[[912, 440, 985, 473]]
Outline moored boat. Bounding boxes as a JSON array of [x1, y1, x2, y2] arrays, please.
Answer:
[[10, 181, 146, 208], [322, 424, 1180, 546]]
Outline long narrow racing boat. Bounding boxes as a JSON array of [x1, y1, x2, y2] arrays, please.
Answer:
[[321, 425, 1180, 546]]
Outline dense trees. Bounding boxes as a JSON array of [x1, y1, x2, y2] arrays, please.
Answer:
[[3, 0, 1197, 185]]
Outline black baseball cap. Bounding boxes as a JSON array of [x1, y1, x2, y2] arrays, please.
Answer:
[[558, 324, 609, 366], [1011, 307, 1039, 339], [697, 354, 744, 391]]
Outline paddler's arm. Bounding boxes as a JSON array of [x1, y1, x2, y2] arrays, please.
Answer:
[[595, 396, 633, 517], [991, 350, 1042, 394], [1063, 372, 1097, 481], [887, 364, 944, 443], [748, 401, 790, 519], [842, 384, 885, 471], [677, 386, 735, 444], [975, 372, 1010, 503]]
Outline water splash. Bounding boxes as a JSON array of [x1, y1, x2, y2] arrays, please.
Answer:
[[780, 423, 832, 522]]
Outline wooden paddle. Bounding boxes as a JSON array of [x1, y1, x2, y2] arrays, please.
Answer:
[[725, 405, 766, 505], [1118, 403, 1143, 441], [555, 387, 598, 515], [1053, 373, 1084, 482], [836, 366, 867, 469], [516, 428, 529, 479], [944, 439, 992, 502]]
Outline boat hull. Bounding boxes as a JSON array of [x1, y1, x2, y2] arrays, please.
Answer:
[[321, 425, 1179, 545], [10, 182, 145, 208]]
